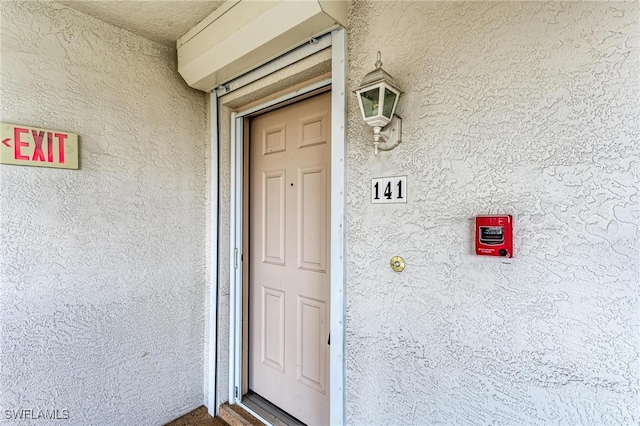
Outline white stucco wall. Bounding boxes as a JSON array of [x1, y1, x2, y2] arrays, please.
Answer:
[[346, 1, 639, 424], [0, 2, 207, 425]]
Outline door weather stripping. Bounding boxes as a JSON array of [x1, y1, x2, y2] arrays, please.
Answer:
[[214, 32, 332, 97]]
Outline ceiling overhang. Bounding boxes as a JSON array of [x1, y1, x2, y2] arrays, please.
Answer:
[[176, 0, 347, 92]]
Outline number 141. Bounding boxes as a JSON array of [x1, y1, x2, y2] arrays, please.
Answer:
[[371, 176, 407, 204]]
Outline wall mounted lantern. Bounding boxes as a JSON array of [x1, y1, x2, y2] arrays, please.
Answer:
[[354, 52, 403, 155]]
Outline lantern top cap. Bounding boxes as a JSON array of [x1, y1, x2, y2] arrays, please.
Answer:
[[356, 51, 403, 93]]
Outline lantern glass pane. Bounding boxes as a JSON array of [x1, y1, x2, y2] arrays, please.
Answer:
[[360, 88, 380, 118], [382, 88, 397, 118]]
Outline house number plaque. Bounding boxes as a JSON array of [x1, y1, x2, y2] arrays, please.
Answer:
[[371, 176, 407, 204]]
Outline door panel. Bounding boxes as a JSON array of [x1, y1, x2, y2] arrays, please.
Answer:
[[262, 287, 285, 372], [297, 296, 326, 393], [248, 91, 331, 425], [298, 165, 327, 272], [263, 122, 287, 154], [262, 170, 286, 265]]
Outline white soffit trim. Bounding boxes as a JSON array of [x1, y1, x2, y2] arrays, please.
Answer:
[[178, 0, 347, 92]]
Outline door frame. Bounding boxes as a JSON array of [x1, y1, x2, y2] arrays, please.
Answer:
[[215, 28, 347, 425], [241, 86, 333, 424]]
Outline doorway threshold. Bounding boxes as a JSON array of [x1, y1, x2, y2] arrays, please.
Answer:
[[242, 391, 306, 426]]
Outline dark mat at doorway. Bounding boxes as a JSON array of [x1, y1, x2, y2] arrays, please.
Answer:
[[165, 405, 230, 426]]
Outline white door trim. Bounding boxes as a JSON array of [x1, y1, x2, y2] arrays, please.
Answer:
[[207, 93, 220, 416], [214, 27, 347, 425], [228, 79, 331, 404], [328, 28, 347, 426], [229, 109, 243, 406]]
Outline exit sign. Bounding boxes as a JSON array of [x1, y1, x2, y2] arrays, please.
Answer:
[[1, 123, 78, 169], [371, 176, 407, 204]]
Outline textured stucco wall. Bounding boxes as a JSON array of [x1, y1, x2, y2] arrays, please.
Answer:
[[0, 2, 207, 425], [346, 1, 639, 425]]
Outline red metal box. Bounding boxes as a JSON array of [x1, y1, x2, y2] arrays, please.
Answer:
[[475, 215, 513, 257]]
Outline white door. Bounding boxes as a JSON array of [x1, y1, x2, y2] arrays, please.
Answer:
[[248, 91, 331, 425]]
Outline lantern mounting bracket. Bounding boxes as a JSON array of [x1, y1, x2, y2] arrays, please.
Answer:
[[373, 114, 402, 156]]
